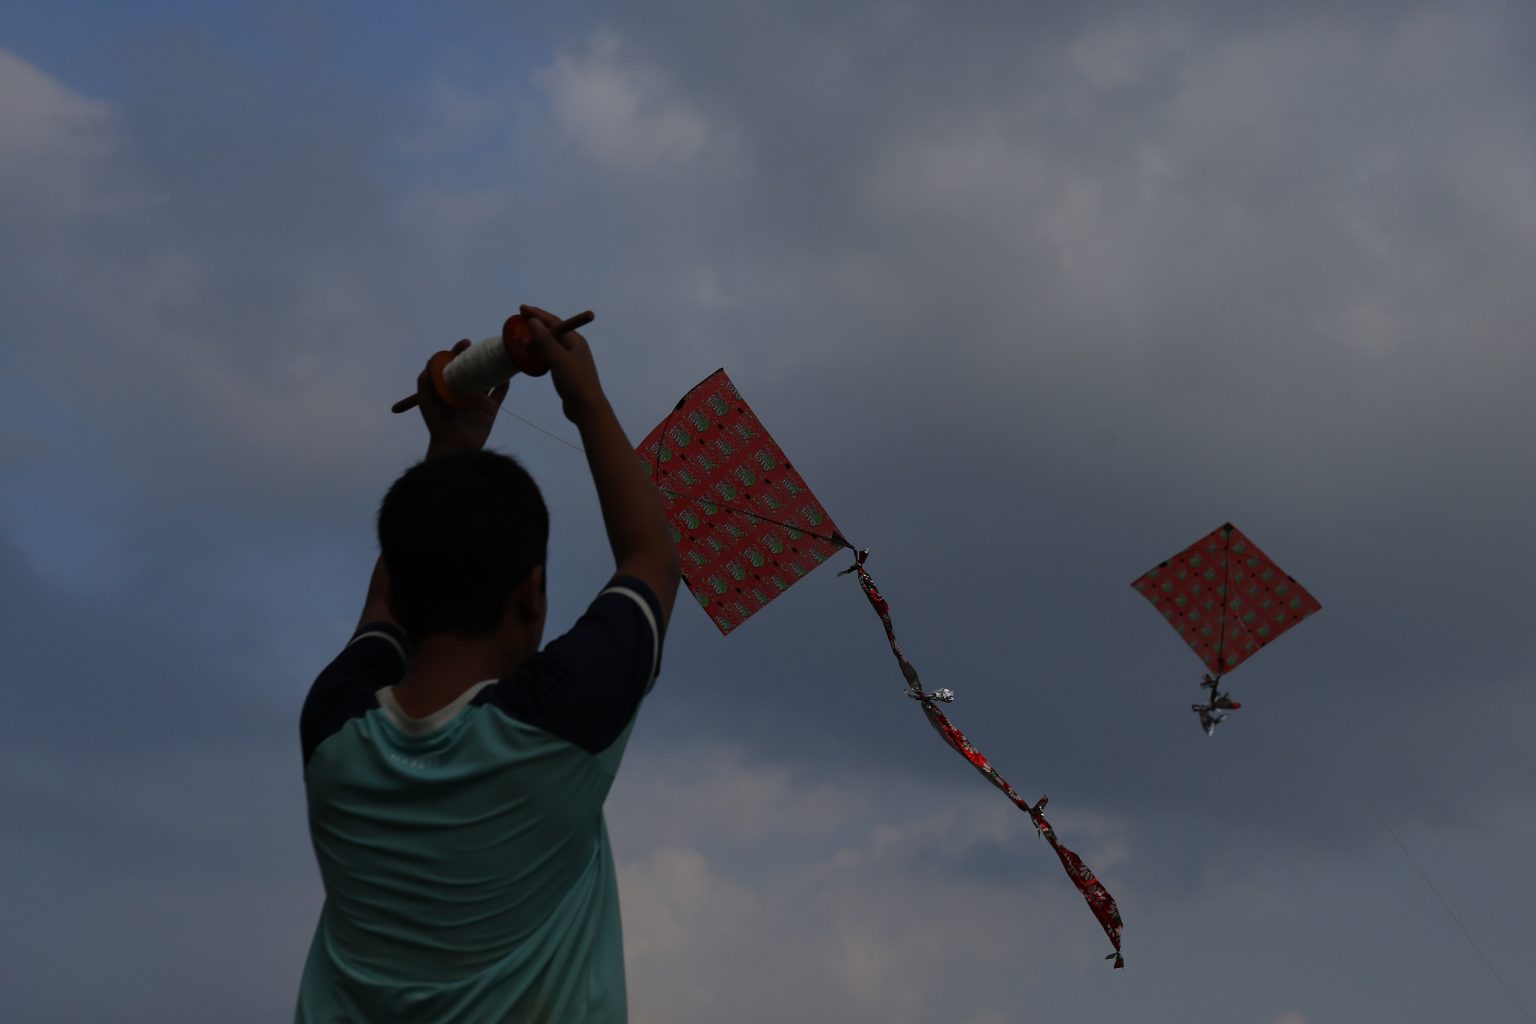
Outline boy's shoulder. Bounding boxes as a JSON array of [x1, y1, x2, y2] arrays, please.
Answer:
[[472, 577, 665, 755], [300, 622, 408, 766]]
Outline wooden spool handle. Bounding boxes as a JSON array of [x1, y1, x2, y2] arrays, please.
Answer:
[[390, 310, 595, 414]]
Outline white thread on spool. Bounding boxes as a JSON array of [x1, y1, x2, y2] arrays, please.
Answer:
[[442, 335, 514, 397]]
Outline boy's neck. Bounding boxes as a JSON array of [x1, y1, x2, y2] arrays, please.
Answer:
[[391, 637, 528, 719]]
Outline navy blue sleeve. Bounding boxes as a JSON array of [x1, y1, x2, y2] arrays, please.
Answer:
[[299, 622, 407, 767], [474, 577, 665, 754]]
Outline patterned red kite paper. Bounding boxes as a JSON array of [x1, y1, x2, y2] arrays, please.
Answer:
[[1132, 523, 1321, 731], [637, 369, 1125, 968], [634, 369, 848, 634]]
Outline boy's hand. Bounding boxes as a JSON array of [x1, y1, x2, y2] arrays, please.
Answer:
[[521, 304, 607, 424], [417, 339, 511, 456], [521, 303, 679, 627]]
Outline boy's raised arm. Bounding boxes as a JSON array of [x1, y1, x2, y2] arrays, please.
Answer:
[[355, 339, 514, 633], [523, 305, 680, 628]]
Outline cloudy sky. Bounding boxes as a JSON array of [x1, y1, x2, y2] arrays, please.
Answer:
[[3, 2, 1534, 1021]]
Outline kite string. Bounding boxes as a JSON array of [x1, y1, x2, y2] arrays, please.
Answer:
[[1357, 783, 1533, 1023], [491, 404, 586, 454]]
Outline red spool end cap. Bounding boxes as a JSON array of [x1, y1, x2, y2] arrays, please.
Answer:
[[502, 315, 551, 377]]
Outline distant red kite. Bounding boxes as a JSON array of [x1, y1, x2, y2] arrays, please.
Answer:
[[1132, 523, 1321, 733]]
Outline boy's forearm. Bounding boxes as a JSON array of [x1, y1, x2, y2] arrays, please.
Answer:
[[573, 397, 676, 571]]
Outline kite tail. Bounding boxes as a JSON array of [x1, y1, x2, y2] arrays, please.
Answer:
[[839, 548, 1125, 968]]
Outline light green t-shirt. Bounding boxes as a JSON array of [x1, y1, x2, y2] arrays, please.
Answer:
[[297, 581, 662, 1023]]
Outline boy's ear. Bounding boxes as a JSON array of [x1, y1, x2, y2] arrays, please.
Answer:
[[514, 566, 547, 622]]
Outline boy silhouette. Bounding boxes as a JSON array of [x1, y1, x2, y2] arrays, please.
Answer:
[[296, 305, 679, 1022]]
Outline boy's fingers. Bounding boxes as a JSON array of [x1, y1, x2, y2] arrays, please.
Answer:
[[519, 303, 560, 328], [519, 304, 589, 348], [416, 349, 458, 409], [526, 315, 571, 357]]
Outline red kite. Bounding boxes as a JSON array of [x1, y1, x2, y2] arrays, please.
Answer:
[[1132, 523, 1321, 733], [638, 370, 1125, 967]]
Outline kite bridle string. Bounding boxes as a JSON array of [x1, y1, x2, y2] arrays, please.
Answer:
[[646, 386, 855, 552], [654, 488, 852, 551]]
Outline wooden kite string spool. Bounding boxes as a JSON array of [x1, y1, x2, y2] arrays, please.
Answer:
[[391, 310, 594, 413], [442, 333, 521, 395]]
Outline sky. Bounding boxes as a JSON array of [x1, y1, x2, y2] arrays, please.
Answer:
[[3, 1, 1534, 1021]]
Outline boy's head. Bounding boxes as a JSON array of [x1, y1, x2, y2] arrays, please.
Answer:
[[378, 449, 549, 644]]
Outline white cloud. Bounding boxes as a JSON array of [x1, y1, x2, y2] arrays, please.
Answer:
[[1064, 16, 1188, 93], [620, 846, 760, 961], [612, 740, 871, 845], [0, 48, 426, 509], [536, 31, 713, 171], [0, 48, 112, 203], [611, 740, 1132, 1023], [849, 6, 1536, 372], [402, 78, 513, 153]]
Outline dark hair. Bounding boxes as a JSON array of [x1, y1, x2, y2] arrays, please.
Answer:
[[377, 449, 549, 641]]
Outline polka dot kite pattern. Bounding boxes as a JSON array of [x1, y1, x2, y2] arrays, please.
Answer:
[[635, 369, 847, 635], [1130, 522, 1321, 676]]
